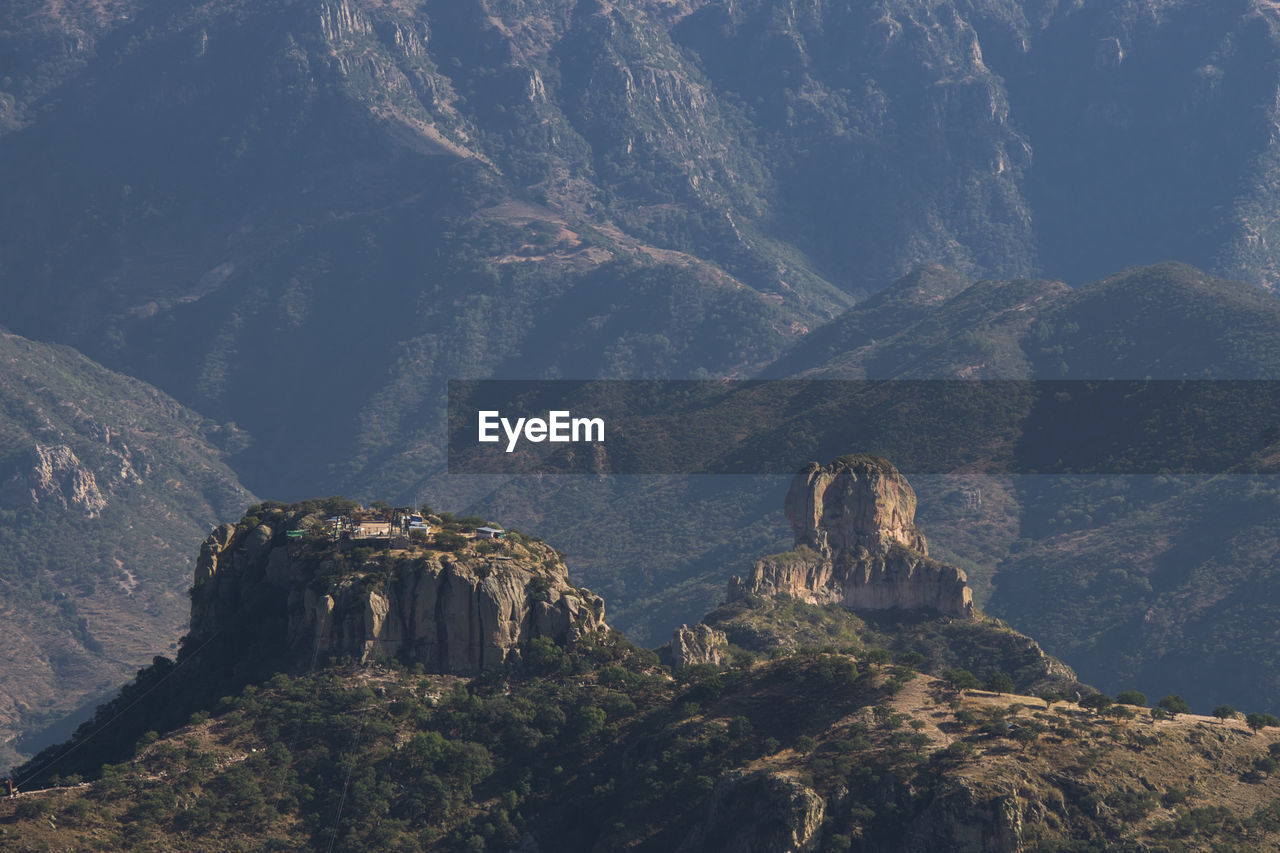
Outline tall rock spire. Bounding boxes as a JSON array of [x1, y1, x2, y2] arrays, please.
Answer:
[[736, 456, 974, 618]]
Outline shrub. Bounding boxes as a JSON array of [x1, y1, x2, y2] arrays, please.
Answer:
[[572, 706, 606, 739], [863, 648, 892, 666], [434, 531, 468, 552], [896, 651, 926, 669], [524, 637, 569, 674], [1106, 705, 1135, 720]]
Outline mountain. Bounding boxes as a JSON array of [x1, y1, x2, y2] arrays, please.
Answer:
[[450, 263, 1280, 718], [8, 1, 1280, 500], [753, 262, 1280, 715], [12, 0, 1280, 804], [16, 635, 1280, 852], [8, 478, 1280, 852], [0, 0, 848, 500], [187, 505, 607, 677], [0, 329, 253, 767]]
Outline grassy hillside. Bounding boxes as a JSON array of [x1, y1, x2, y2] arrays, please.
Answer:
[[8, 501, 1280, 850]]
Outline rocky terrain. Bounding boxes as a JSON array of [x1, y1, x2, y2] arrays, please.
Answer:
[[663, 456, 1078, 702], [9, 0, 1280, 794], [8, 0, 1280, 502], [6, 618, 1280, 851], [189, 513, 606, 676], [0, 330, 253, 767], [731, 456, 973, 619], [4, 496, 1280, 850]]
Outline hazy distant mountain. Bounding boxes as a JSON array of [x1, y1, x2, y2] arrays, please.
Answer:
[[0, 330, 253, 765], [7, 0, 1280, 499], [463, 262, 1280, 717], [747, 261, 1280, 712]]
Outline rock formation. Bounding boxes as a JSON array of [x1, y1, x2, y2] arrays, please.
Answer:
[[25, 444, 107, 517], [678, 771, 826, 853], [665, 623, 728, 670], [733, 456, 974, 619], [189, 516, 607, 676], [784, 455, 928, 556]]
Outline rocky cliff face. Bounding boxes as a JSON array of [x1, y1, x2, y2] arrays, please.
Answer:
[[734, 456, 973, 619], [664, 623, 728, 670], [24, 444, 108, 517], [902, 779, 1026, 853], [785, 456, 928, 555], [679, 770, 826, 853], [189, 517, 606, 676]]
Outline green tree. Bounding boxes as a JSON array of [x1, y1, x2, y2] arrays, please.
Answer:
[[1106, 704, 1135, 720], [572, 705, 606, 740], [524, 637, 569, 675], [864, 648, 892, 666], [1157, 695, 1191, 718], [1212, 705, 1236, 723], [1116, 690, 1147, 707], [984, 671, 1015, 694], [1080, 693, 1113, 714], [1246, 713, 1280, 732], [942, 668, 980, 691]]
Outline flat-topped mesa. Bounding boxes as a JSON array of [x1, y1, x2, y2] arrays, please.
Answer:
[[188, 507, 607, 676], [735, 456, 974, 619]]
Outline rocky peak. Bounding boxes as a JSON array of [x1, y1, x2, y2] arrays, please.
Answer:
[[736, 456, 974, 619], [784, 455, 927, 557]]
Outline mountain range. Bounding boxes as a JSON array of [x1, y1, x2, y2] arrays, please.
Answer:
[[6, 0, 1280, 773], [6, 470, 1280, 851]]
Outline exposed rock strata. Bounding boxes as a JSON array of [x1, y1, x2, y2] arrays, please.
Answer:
[[679, 770, 825, 853], [734, 456, 974, 619], [189, 521, 606, 676], [665, 623, 728, 670], [903, 779, 1027, 852], [26, 444, 107, 517]]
